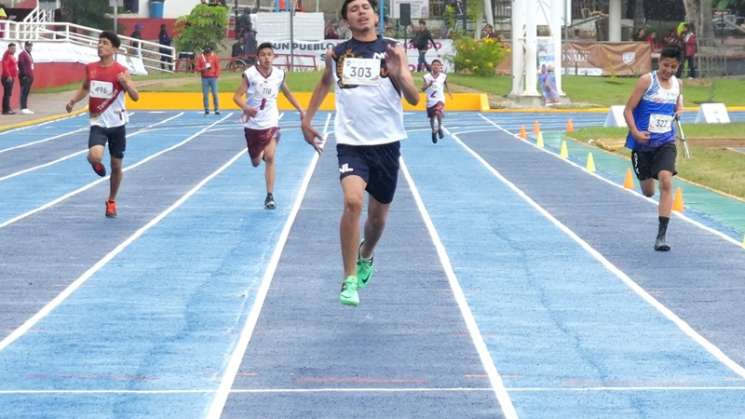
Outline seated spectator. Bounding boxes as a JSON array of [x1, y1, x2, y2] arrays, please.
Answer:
[[325, 20, 339, 39]]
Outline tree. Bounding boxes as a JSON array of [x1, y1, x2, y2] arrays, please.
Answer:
[[175, 4, 229, 54], [60, 0, 112, 30], [682, 0, 714, 42]]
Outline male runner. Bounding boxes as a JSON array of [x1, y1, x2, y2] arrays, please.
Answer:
[[66, 31, 140, 218], [422, 59, 452, 144], [301, 0, 419, 306], [233, 42, 305, 209], [623, 46, 684, 251]]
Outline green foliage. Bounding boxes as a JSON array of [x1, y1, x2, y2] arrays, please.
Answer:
[[175, 4, 229, 53], [442, 5, 459, 37], [451, 36, 506, 76], [60, 0, 112, 30]]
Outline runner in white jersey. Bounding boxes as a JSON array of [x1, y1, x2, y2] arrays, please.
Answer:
[[233, 42, 305, 209], [422, 59, 452, 143], [623, 46, 684, 251], [65, 31, 139, 218], [301, 0, 419, 307]]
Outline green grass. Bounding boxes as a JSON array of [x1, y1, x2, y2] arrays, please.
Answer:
[[571, 124, 745, 199], [34, 69, 745, 108]]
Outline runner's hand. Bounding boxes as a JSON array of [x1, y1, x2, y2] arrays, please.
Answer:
[[385, 44, 408, 79], [301, 121, 325, 154], [632, 130, 651, 143], [65, 100, 74, 113], [117, 72, 131, 86]]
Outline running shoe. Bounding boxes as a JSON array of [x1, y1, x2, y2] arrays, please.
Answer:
[[356, 241, 374, 288], [339, 275, 359, 306], [105, 200, 117, 218], [264, 193, 276, 210], [431, 132, 438, 144], [438, 127, 444, 139], [91, 161, 106, 177], [215, 110, 221, 115], [654, 235, 670, 252]]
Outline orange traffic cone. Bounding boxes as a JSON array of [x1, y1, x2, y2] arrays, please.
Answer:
[[672, 187, 684, 212], [519, 126, 527, 140], [533, 120, 541, 135], [623, 168, 634, 189], [566, 119, 574, 133]]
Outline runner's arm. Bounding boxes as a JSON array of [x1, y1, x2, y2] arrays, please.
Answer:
[[118, 71, 139, 101], [623, 74, 651, 141], [66, 79, 89, 113], [233, 74, 257, 117]]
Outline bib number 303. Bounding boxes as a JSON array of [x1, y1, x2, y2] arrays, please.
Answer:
[[342, 58, 381, 86]]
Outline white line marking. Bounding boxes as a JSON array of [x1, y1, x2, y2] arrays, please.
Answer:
[[476, 114, 743, 248], [4, 385, 745, 396], [0, 112, 228, 230], [206, 113, 331, 419], [0, 140, 245, 353], [0, 113, 183, 183], [0, 128, 88, 154], [399, 158, 519, 419], [445, 123, 745, 381], [0, 112, 84, 137]]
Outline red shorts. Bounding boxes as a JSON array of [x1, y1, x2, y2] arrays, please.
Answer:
[[244, 127, 280, 160], [426, 102, 445, 119]]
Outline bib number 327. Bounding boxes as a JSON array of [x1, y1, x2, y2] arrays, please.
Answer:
[[342, 58, 381, 86], [648, 114, 673, 134]]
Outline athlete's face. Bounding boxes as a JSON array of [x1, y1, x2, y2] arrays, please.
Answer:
[[97, 38, 116, 59], [431, 61, 443, 74], [658, 57, 679, 80], [258, 48, 273, 69], [344, 0, 378, 33]]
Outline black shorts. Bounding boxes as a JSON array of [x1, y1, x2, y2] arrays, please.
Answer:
[[89, 125, 126, 159], [631, 142, 677, 181], [336, 142, 401, 204]]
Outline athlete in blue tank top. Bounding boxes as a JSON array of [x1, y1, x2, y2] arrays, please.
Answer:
[[623, 47, 684, 251], [301, 0, 419, 307]]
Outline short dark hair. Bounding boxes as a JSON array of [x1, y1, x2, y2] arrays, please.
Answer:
[[419, 19, 426, 25], [660, 46, 682, 62], [99, 31, 121, 49], [7, 42, 14, 48], [257, 42, 273, 53], [431, 59, 442, 65], [340, 0, 377, 20], [24, 41, 32, 47]]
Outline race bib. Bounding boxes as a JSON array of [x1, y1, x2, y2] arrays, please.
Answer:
[[342, 58, 381, 86], [648, 113, 673, 134], [89, 80, 114, 99]]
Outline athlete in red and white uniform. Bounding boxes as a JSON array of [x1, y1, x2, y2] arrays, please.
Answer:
[[66, 31, 140, 218]]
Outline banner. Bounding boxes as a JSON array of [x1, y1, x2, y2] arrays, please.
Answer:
[[269, 39, 455, 73], [563, 42, 651, 76], [496, 42, 652, 76]]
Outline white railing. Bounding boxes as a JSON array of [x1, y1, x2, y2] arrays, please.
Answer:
[[2, 21, 177, 73], [22, 6, 52, 24]]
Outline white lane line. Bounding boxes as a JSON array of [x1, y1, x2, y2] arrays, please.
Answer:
[[0, 112, 228, 230], [399, 158, 519, 419], [5, 385, 745, 395], [0, 113, 183, 183], [445, 124, 745, 382], [476, 114, 743, 248], [0, 139, 245, 353], [0, 128, 88, 154], [205, 113, 332, 419], [0, 113, 85, 138]]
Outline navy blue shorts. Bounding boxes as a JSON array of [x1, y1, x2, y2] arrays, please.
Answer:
[[89, 125, 126, 159], [336, 141, 401, 204]]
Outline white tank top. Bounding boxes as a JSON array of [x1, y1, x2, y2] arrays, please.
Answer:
[[424, 72, 447, 108], [243, 65, 285, 130]]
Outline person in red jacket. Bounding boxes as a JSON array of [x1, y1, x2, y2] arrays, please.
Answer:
[[18, 41, 34, 114], [65, 31, 140, 218], [195, 46, 220, 115], [683, 24, 697, 78], [2, 42, 17, 114]]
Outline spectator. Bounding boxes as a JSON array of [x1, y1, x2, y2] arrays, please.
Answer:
[[130, 23, 143, 57], [1, 42, 17, 114], [18, 41, 33, 114], [683, 24, 697, 78], [538, 64, 548, 100], [646, 30, 658, 51], [543, 65, 560, 105], [412, 19, 437, 72], [634, 27, 646, 41], [195, 46, 220, 115], [158, 24, 172, 70], [325, 20, 339, 39], [674, 23, 688, 78], [481, 23, 498, 39]]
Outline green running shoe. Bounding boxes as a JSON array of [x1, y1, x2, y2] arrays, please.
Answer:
[[339, 275, 359, 307], [356, 241, 374, 288]]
